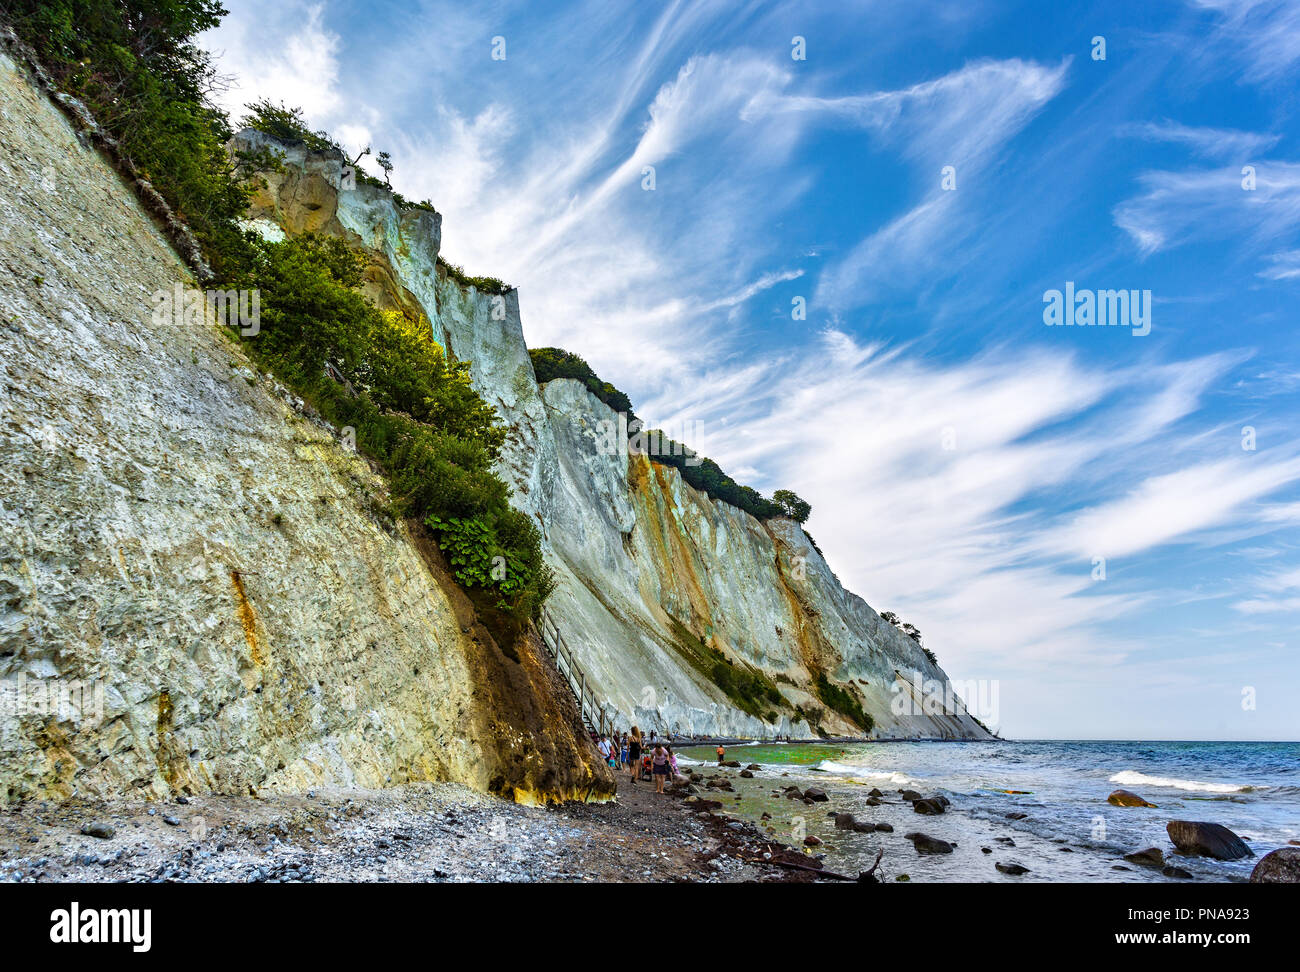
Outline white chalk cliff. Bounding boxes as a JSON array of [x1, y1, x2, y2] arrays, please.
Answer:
[[230, 130, 990, 744]]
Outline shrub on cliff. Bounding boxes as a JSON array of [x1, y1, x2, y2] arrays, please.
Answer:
[[528, 347, 636, 416], [437, 258, 512, 296], [239, 233, 550, 626]]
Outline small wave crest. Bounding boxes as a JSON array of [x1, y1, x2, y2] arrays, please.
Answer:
[[1110, 770, 1258, 794], [815, 760, 912, 784]]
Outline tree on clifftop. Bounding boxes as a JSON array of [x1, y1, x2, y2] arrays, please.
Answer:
[[772, 489, 812, 523]]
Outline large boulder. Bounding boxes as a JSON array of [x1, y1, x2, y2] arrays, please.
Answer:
[[1107, 789, 1157, 808], [913, 798, 946, 815], [1166, 821, 1254, 861], [1250, 847, 1300, 883], [803, 787, 829, 802]]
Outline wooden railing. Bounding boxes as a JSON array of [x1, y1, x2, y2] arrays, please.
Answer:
[[537, 606, 616, 737]]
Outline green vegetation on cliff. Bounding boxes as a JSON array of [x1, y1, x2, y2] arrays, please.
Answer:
[[235, 233, 553, 628], [665, 617, 788, 722], [813, 671, 874, 734], [528, 347, 811, 525]]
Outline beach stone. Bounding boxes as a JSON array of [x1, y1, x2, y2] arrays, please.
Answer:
[[1107, 789, 1157, 808], [832, 812, 875, 833], [1250, 847, 1300, 883], [1166, 821, 1254, 861], [684, 797, 723, 812], [746, 764, 760, 770], [1005, 812, 1028, 820], [1124, 847, 1165, 867], [80, 822, 115, 839], [739, 770, 753, 778], [720, 760, 741, 768], [981, 847, 992, 854], [783, 787, 803, 800], [904, 832, 953, 855], [996, 861, 1030, 875], [863, 797, 882, 807], [868, 788, 884, 798], [899, 789, 924, 802], [1162, 865, 1194, 880], [874, 823, 893, 833], [803, 835, 822, 847], [803, 787, 829, 802], [912, 798, 946, 815]]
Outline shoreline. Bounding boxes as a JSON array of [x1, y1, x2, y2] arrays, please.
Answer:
[[659, 735, 1004, 748], [0, 775, 857, 884]]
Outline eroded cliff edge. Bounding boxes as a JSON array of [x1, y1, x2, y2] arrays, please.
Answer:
[[0, 51, 613, 805], [229, 131, 990, 743]]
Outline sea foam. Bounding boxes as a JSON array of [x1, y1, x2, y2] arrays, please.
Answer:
[[1110, 770, 1256, 794]]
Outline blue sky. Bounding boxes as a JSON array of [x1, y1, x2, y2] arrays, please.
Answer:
[[205, 0, 1300, 740]]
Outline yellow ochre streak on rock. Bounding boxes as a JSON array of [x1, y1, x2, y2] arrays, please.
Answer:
[[229, 569, 265, 666]]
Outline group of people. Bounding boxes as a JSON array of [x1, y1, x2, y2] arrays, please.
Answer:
[[594, 727, 683, 794]]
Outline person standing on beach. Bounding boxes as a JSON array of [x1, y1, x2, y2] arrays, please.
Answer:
[[716, 744, 725, 765], [627, 727, 642, 784], [651, 743, 669, 794]]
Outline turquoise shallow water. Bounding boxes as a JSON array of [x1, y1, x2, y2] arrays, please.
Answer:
[[676, 740, 1299, 882]]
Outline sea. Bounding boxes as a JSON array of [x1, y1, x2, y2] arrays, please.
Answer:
[[675, 739, 1299, 882]]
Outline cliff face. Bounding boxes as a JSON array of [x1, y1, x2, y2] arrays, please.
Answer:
[[0, 51, 612, 805], [230, 132, 990, 743]]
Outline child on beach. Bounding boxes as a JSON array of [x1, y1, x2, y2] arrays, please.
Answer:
[[651, 744, 669, 794]]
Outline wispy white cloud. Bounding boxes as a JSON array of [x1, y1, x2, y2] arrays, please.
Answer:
[[1189, 0, 1300, 83], [1114, 162, 1300, 256], [1258, 247, 1300, 278], [1123, 119, 1280, 160]]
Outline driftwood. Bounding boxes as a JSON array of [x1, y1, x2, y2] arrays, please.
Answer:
[[740, 847, 884, 883]]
